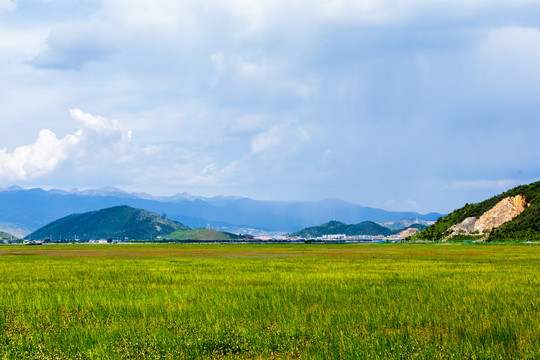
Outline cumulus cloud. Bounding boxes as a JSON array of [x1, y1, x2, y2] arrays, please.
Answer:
[[0, 129, 82, 181], [0, 110, 132, 181], [70, 108, 132, 142]]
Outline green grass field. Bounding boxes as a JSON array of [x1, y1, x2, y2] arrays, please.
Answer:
[[0, 244, 538, 359]]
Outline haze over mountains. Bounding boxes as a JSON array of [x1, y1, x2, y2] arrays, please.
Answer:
[[0, 186, 442, 236]]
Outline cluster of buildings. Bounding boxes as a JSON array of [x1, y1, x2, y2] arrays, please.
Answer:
[[256, 234, 405, 242]]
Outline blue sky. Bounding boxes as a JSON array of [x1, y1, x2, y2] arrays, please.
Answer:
[[0, 0, 539, 214]]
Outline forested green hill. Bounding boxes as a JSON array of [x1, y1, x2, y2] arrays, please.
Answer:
[[290, 220, 408, 238], [27, 206, 190, 241], [0, 231, 17, 240], [411, 181, 540, 241]]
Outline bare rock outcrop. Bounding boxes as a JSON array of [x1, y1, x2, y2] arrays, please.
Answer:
[[396, 227, 420, 238], [473, 194, 527, 232], [450, 217, 478, 233], [448, 195, 527, 238]]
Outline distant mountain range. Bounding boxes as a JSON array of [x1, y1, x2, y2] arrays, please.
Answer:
[[290, 220, 427, 238], [378, 217, 434, 230], [0, 186, 442, 236]]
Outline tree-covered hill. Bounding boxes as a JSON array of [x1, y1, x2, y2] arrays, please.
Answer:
[[411, 181, 540, 241], [27, 205, 190, 241], [0, 231, 17, 240], [290, 220, 398, 238]]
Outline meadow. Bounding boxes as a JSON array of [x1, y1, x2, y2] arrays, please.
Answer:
[[0, 243, 538, 359]]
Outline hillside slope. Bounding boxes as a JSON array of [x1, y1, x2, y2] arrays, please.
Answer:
[[411, 181, 540, 241], [378, 218, 434, 230], [0, 231, 17, 240], [27, 206, 190, 241], [290, 220, 400, 238]]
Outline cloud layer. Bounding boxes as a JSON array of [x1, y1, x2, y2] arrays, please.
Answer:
[[1, 1, 539, 212]]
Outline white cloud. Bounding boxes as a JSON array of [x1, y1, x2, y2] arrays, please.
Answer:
[[0, 129, 82, 181], [103, 0, 192, 31], [0, 0, 15, 13], [235, 56, 267, 79], [0, 109, 133, 181], [251, 127, 282, 154], [70, 108, 132, 142], [0, 27, 46, 58], [211, 51, 268, 79], [286, 74, 319, 98], [125, 144, 248, 189], [251, 121, 310, 153], [211, 51, 225, 71]]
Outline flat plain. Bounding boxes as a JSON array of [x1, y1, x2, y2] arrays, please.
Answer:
[[0, 243, 538, 359]]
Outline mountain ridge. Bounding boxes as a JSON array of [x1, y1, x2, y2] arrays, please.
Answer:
[[0, 186, 442, 235], [290, 220, 426, 238]]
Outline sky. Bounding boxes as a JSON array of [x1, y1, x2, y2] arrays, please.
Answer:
[[0, 0, 539, 214]]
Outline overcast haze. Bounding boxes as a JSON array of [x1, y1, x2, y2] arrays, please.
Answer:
[[1, 0, 539, 214]]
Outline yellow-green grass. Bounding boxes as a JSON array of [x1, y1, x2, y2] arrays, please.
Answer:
[[0, 244, 538, 359]]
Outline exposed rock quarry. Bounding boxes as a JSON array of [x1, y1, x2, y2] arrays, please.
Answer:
[[450, 217, 478, 233], [395, 227, 420, 238], [449, 195, 528, 237]]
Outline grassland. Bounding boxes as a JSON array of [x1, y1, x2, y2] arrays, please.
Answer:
[[0, 244, 538, 359]]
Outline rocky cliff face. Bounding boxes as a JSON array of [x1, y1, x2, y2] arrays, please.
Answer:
[[474, 194, 527, 231], [449, 195, 527, 237], [450, 217, 478, 233], [395, 227, 420, 238]]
